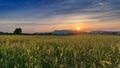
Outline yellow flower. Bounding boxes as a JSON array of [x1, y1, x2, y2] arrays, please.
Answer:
[[34, 58, 37, 62], [117, 45, 120, 51], [100, 60, 111, 65], [26, 49, 30, 54], [17, 64, 20, 67], [37, 47, 39, 50], [30, 56, 32, 60], [60, 53, 63, 57], [55, 57, 58, 63], [106, 61, 111, 65], [14, 66, 17, 68], [59, 64, 64, 68], [0, 59, 3, 61]]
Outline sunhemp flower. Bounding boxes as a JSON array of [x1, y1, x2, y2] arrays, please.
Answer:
[[55, 57, 58, 63], [117, 44, 120, 51], [100, 60, 111, 65], [26, 49, 31, 54], [14, 66, 17, 68]]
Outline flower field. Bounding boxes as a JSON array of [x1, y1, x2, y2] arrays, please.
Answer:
[[0, 34, 120, 68]]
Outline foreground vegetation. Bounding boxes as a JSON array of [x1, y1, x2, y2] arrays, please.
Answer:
[[0, 34, 120, 68]]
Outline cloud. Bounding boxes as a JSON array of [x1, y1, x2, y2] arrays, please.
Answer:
[[0, 0, 120, 32], [0, 0, 120, 20]]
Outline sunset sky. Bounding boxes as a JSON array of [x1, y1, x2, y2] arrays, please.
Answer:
[[0, 0, 120, 33]]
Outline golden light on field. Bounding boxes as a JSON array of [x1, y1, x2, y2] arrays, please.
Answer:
[[76, 27, 80, 31]]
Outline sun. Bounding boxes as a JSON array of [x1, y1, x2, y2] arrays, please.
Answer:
[[76, 27, 81, 30]]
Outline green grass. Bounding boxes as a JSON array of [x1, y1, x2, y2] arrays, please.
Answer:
[[0, 34, 120, 68]]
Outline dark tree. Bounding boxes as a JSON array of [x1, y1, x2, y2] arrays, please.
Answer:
[[14, 28, 22, 34]]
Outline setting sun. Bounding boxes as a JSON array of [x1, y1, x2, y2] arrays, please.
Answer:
[[76, 27, 81, 30]]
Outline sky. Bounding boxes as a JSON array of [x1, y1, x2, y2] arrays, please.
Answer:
[[0, 0, 120, 33]]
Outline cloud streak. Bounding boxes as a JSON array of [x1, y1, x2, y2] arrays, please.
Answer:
[[0, 0, 120, 32]]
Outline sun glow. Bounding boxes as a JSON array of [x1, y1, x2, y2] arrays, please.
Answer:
[[76, 27, 81, 30]]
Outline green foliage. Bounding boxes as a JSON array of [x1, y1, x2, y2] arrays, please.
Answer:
[[14, 28, 22, 34], [0, 35, 120, 68]]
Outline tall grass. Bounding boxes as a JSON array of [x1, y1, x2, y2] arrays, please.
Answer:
[[0, 34, 120, 68]]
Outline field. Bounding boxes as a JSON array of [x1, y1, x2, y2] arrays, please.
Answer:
[[0, 34, 120, 68]]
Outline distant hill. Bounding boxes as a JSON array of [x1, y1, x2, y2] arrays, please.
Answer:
[[89, 30, 120, 35], [34, 30, 120, 35], [51, 30, 86, 35], [34, 32, 51, 35], [51, 30, 74, 35]]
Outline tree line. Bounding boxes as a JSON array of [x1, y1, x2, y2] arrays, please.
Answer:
[[0, 28, 22, 35]]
